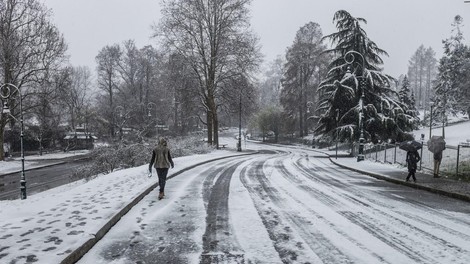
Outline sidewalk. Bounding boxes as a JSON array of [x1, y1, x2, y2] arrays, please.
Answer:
[[330, 156, 470, 202], [0, 151, 253, 264]]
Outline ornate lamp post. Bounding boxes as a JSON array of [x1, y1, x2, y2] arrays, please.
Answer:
[[429, 102, 433, 139], [335, 108, 339, 159], [114, 105, 125, 141], [237, 91, 242, 152], [344, 51, 366, 162], [1, 83, 26, 199], [147, 102, 158, 135], [306, 101, 314, 147], [147, 102, 157, 118], [441, 100, 446, 139]]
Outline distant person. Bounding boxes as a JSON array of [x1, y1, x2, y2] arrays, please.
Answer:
[[406, 150, 420, 183], [149, 138, 174, 200], [433, 150, 443, 178]]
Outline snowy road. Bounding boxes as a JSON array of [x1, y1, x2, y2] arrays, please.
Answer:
[[78, 145, 470, 264], [0, 158, 90, 200]]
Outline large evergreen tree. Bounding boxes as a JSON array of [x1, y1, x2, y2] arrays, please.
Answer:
[[316, 10, 415, 143], [407, 45, 437, 109], [434, 15, 470, 119], [398, 76, 419, 129]]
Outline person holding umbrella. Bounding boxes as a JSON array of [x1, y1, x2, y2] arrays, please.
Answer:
[[406, 149, 421, 182], [428, 136, 446, 178], [400, 140, 422, 183]]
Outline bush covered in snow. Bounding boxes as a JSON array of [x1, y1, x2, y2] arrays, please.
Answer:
[[71, 136, 213, 181]]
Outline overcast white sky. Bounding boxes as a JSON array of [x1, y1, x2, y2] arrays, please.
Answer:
[[41, 0, 470, 78]]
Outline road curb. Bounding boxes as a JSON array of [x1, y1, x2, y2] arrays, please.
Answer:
[[60, 151, 259, 264], [329, 157, 470, 203]]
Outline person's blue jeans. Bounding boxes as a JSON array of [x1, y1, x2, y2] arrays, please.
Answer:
[[156, 168, 169, 192]]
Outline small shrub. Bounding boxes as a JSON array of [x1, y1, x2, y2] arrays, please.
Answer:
[[70, 163, 104, 182]]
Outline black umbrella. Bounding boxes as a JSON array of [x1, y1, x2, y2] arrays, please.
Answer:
[[427, 136, 446, 154], [399, 140, 422, 152]]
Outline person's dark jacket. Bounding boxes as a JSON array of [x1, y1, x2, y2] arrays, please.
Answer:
[[406, 150, 420, 172]]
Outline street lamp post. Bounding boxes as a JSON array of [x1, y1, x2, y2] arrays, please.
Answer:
[[306, 101, 314, 147], [429, 102, 433, 139], [344, 51, 366, 162], [1, 83, 26, 199], [357, 82, 366, 161], [441, 103, 445, 139], [147, 102, 157, 136], [237, 92, 242, 152], [114, 105, 125, 141], [147, 102, 157, 118], [335, 109, 339, 159]]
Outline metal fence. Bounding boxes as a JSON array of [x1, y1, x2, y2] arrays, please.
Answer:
[[353, 142, 470, 179]]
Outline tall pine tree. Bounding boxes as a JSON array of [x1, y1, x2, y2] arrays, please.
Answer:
[[398, 76, 419, 129], [434, 15, 470, 121], [316, 10, 415, 143]]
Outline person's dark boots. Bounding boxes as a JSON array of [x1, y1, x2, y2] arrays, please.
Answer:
[[158, 192, 164, 200]]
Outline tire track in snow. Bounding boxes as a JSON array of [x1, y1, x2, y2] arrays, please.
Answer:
[[290, 156, 451, 263], [200, 158, 250, 264], [299, 156, 470, 249], [240, 155, 339, 264], [290, 154, 470, 263], [270, 155, 400, 263]]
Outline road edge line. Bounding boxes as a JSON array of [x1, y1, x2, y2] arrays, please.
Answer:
[[329, 157, 470, 203]]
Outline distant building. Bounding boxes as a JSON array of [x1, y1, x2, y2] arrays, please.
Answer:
[[64, 126, 97, 150]]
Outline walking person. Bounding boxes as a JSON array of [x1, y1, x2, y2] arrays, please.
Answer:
[[149, 138, 174, 200], [427, 136, 446, 179], [433, 150, 443, 178], [406, 149, 420, 183]]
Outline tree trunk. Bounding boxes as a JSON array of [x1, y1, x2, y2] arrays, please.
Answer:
[[207, 97, 219, 148], [299, 103, 304, 138], [213, 111, 219, 148], [206, 110, 213, 145]]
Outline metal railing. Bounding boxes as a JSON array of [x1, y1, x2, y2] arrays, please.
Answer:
[[354, 142, 470, 179]]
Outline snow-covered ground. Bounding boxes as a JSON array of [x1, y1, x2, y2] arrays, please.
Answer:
[[1, 130, 469, 263], [413, 120, 470, 147], [76, 142, 470, 264], [0, 149, 245, 264]]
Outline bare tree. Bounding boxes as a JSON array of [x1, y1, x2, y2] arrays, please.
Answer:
[[59, 66, 93, 130], [0, 0, 67, 160], [95, 44, 121, 138], [280, 22, 328, 137], [117, 40, 140, 105], [259, 56, 285, 108], [156, 0, 261, 147], [30, 71, 69, 154]]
